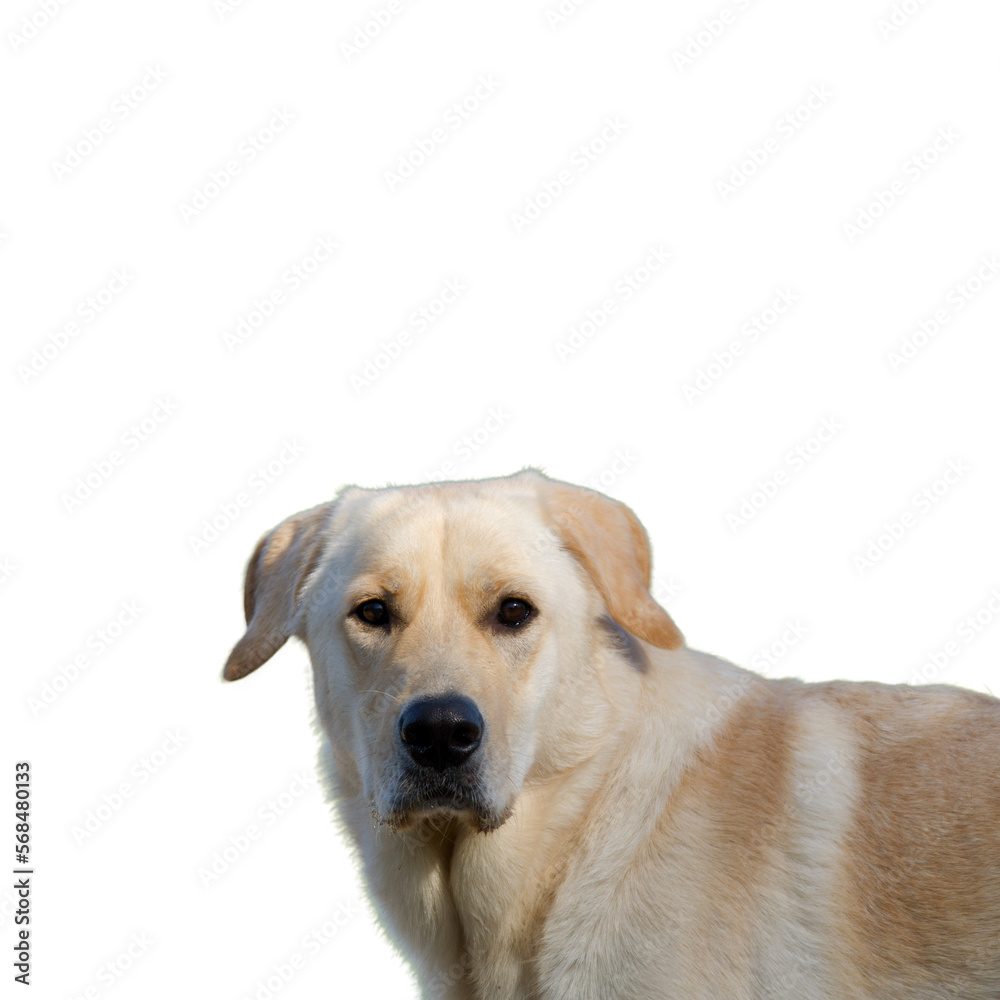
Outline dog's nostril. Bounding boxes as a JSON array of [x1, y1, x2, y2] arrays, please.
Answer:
[[401, 720, 434, 750], [399, 695, 483, 770], [450, 722, 479, 748]]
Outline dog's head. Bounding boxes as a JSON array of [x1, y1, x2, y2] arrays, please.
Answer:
[[223, 469, 682, 833]]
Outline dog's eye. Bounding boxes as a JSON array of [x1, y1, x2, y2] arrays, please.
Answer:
[[497, 598, 532, 628], [356, 599, 389, 627]]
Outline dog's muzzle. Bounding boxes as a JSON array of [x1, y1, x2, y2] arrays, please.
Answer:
[[370, 694, 509, 833]]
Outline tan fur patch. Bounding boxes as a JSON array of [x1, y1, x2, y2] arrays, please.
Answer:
[[834, 685, 1000, 994], [655, 680, 796, 962]]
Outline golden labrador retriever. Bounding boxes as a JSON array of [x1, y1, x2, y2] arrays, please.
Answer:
[[223, 469, 1000, 999]]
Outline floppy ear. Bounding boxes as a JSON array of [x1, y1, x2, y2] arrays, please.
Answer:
[[539, 481, 683, 649], [223, 502, 335, 681]]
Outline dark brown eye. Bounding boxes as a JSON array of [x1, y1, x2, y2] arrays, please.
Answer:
[[497, 598, 532, 628], [356, 599, 389, 627]]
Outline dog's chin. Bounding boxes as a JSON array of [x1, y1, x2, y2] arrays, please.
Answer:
[[372, 789, 511, 835]]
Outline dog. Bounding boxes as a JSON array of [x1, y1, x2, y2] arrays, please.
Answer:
[[223, 469, 1000, 999]]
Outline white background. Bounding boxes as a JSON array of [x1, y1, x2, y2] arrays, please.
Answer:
[[4, 0, 1000, 997]]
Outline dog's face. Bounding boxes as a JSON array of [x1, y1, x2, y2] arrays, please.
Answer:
[[223, 470, 683, 834]]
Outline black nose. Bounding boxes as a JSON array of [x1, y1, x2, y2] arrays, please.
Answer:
[[399, 695, 483, 770]]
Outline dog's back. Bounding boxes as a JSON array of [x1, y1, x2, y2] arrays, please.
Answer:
[[536, 654, 1000, 999]]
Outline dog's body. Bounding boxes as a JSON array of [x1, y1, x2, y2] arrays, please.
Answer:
[[224, 470, 1000, 999]]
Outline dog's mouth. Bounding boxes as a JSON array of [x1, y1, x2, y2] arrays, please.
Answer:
[[372, 772, 510, 834]]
